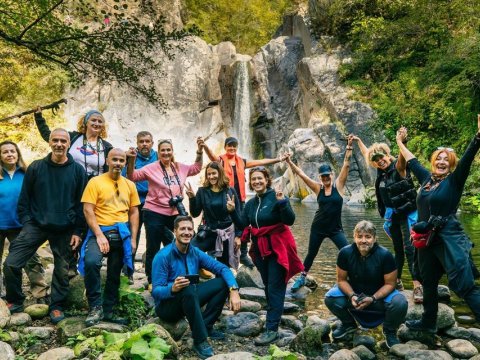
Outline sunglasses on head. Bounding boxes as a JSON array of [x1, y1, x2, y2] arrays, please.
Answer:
[[250, 166, 266, 172], [437, 147, 454, 152], [158, 139, 172, 145]]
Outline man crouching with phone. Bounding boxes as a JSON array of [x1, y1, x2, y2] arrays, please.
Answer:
[[152, 215, 241, 359], [324, 220, 408, 348]]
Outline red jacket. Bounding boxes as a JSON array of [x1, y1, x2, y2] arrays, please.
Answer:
[[242, 224, 304, 283]]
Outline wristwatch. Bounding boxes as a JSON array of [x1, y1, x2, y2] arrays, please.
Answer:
[[229, 286, 239, 292], [371, 295, 378, 304]]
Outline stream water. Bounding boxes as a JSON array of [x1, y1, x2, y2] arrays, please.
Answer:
[[289, 202, 480, 320]]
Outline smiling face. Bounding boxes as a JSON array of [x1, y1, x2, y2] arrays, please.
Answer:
[[137, 135, 153, 157], [371, 154, 392, 170], [158, 142, 173, 164], [107, 149, 126, 178], [85, 114, 105, 136], [49, 130, 70, 159], [0, 144, 18, 168], [206, 167, 219, 187], [174, 219, 194, 248], [319, 173, 332, 187], [250, 171, 267, 194], [433, 151, 450, 176], [224, 143, 238, 157], [354, 231, 376, 256]]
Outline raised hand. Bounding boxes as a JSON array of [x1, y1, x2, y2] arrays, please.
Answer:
[[275, 184, 285, 200], [126, 147, 137, 158], [226, 193, 235, 212], [396, 127, 408, 143], [185, 182, 195, 198], [477, 114, 480, 135], [347, 134, 354, 147], [196, 137, 204, 152]]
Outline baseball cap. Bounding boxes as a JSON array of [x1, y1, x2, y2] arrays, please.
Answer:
[[224, 137, 239, 146], [370, 151, 387, 162], [318, 164, 332, 175]]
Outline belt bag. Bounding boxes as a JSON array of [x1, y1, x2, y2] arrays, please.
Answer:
[[104, 230, 121, 243], [410, 228, 435, 249]]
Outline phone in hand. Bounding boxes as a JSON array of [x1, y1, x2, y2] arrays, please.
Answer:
[[355, 293, 367, 303], [184, 274, 200, 284]]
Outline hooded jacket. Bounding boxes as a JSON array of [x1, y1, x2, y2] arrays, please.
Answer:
[[17, 153, 87, 235]]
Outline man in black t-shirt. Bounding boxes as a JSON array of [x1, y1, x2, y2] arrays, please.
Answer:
[[325, 220, 407, 348]]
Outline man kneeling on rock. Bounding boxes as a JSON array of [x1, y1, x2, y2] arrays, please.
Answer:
[[325, 220, 408, 348], [79, 148, 140, 327], [152, 215, 241, 359]]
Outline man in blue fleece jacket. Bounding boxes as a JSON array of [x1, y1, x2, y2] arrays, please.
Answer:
[[152, 215, 241, 359]]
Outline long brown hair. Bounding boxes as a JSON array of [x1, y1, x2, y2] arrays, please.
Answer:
[[203, 161, 230, 189], [0, 140, 28, 180]]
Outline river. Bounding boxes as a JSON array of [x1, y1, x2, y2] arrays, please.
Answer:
[[289, 202, 480, 320]]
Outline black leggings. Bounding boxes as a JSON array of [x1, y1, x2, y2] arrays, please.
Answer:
[[389, 216, 418, 281], [303, 231, 348, 272]]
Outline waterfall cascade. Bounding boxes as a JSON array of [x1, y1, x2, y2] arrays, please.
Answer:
[[232, 61, 253, 159]]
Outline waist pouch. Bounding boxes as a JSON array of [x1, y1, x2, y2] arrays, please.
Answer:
[[104, 230, 121, 243], [410, 228, 435, 249]]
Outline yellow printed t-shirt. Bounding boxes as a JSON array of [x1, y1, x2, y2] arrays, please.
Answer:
[[81, 173, 140, 226]]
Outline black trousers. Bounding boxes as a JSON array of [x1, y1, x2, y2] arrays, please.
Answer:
[[83, 235, 124, 312], [303, 231, 348, 272], [155, 277, 228, 345], [389, 215, 417, 281], [143, 210, 175, 283], [3, 222, 71, 311]]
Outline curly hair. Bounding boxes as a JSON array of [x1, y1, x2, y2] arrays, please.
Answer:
[[76, 112, 108, 138]]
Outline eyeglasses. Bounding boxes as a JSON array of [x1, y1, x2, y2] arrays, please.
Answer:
[[114, 181, 119, 196], [158, 139, 172, 145], [437, 147, 454, 152]]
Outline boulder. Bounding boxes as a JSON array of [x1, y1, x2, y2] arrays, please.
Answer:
[[0, 341, 15, 360], [329, 349, 361, 360], [280, 315, 304, 333], [57, 317, 86, 344], [0, 299, 10, 328], [24, 304, 49, 319], [352, 333, 376, 351], [288, 285, 312, 300], [239, 299, 262, 313], [236, 267, 264, 289], [239, 287, 266, 303], [404, 350, 452, 360], [37, 347, 75, 360], [137, 323, 179, 357], [305, 315, 330, 337], [222, 312, 263, 337], [289, 324, 324, 357], [277, 328, 297, 347], [390, 341, 428, 357], [146, 317, 189, 341], [65, 275, 89, 309], [397, 324, 437, 346], [437, 285, 451, 301], [8, 312, 31, 327], [351, 345, 376, 360], [23, 326, 54, 339], [468, 327, 480, 342], [405, 297, 455, 330], [444, 326, 473, 341], [81, 322, 128, 338], [283, 302, 300, 314], [445, 339, 478, 358]]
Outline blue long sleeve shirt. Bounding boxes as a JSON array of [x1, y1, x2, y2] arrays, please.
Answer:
[[0, 167, 24, 230], [151, 242, 238, 305]]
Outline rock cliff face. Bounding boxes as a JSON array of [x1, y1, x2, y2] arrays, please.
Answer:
[[63, 2, 380, 202]]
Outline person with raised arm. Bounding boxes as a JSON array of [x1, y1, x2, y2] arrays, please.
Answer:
[[395, 120, 480, 333], [289, 136, 354, 292]]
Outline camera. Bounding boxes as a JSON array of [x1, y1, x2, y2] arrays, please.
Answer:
[[168, 195, 188, 216], [196, 224, 210, 240]]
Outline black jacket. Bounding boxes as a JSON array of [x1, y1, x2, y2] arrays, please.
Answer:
[[34, 113, 113, 174], [17, 153, 87, 236]]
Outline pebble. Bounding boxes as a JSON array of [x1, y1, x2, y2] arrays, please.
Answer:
[[8, 312, 31, 327], [352, 333, 376, 351], [222, 312, 263, 337], [23, 326, 54, 339], [240, 299, 262, 312], [280, 315, 304, 333], [329, 349, 361, 360], [405, 349, 453, 360], [37, 347, 75, 360], [351, 345, 376, 360], [24, 304, 49, 319]]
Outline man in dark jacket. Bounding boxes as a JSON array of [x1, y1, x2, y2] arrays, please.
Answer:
[[3, 128, 87, 324]]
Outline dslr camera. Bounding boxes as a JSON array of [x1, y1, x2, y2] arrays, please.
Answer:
[[196, 224, 210, 240], [168, 195, 188, 216]]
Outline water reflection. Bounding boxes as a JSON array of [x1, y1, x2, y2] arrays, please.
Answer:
[[290, 202, 480, 318]]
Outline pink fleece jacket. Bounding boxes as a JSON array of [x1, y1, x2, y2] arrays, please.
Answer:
[[129, 161, 201, 216]]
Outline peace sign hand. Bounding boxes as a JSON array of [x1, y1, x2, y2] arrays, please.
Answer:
[[226, 193, 235, 212], [185, 182, 195, 198], [275, 185, 285, 200]]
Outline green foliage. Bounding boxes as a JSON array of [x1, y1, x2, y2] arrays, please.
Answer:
[[183, 0, 296, 54], [116, 276, 149, 329], [0, 0, 197, 108], [14, 333, 41, 360], [255, 344, 298, 359], [310, 0, 480, 205]]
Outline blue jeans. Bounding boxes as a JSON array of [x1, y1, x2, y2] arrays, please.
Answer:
[[155, 277, 228, 345], [83, 234, 124, 312], [252, 244, 286, 331], [143, 210, 175, 283]]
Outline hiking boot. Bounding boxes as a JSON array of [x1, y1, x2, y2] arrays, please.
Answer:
[[254, 330, 279, 346], [36, 296, 50, 305], [50, 309, 65, 324], [104, 311, 129, 325], [192, 340, 214, 359], [291, 274, 306, 293], [405, 319, 437, 334], [240, 254, 254, 269], [7, 302, 24, 314], [396, 279, 405, 291], [332, 322, 357, 339], [128, 275, 134, 285], [413, 286, 424, 304], [85, 306, 104, 327], [208, 328, 225, 341], [383, 328, 401, 348]]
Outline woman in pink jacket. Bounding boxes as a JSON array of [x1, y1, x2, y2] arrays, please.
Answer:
[[127, 138, 203, 286]]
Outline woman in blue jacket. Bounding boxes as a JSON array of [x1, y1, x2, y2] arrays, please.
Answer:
[[0, 141, 48, 302]]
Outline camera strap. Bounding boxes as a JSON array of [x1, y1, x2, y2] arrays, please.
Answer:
[[82, 135, 102, 177], [160, 162, 183, 198]]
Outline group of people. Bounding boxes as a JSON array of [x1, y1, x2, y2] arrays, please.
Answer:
[[1, 107, 479, 358]]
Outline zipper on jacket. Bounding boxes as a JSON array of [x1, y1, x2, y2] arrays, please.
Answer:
[[254, 195, 262, 228]]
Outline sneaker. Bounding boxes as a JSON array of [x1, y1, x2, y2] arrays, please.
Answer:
[[36, 296, 50, 305], [332, 322, 357, 339], [291, 274, 306, 293], [413, 286, 424, 304], [240, 254, 254, 269], [192, 340, 214, 359], [49, 309, 65, 324], [383, 328, 401, 348], [128, 275, 134, 285], [405, 319, 437, 334], [254, 330, 279, 346], [396, 279, 405, 291], [85, 306, 104, 327], [103, 311, 129, 325], [6, 302, 24, 314], [208, 328, 225, 341]]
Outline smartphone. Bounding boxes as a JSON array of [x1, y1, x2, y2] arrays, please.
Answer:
[[356, 293, 366, 303], [184, 274, 200, 284]]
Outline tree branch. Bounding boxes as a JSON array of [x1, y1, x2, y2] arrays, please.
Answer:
[[17, 0, 65, 40]]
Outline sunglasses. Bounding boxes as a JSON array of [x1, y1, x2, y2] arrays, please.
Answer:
[[437, 147, 454, 152], [114, 181, 120, 197], [250, 166, 267, 172]]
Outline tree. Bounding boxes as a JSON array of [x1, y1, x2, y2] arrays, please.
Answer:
[[0, 0, 198, 108]]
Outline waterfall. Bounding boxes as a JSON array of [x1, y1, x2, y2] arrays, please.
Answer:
[[232, 61, 253, 158]]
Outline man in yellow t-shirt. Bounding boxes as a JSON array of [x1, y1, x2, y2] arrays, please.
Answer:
[[80, 148, 140, 327]]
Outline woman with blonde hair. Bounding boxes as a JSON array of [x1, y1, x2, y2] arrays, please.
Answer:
[[34, 107, 113, 179], [0, 140, 49, 303]]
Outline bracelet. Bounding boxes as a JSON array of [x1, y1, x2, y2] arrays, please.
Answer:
[[346, 147, 353, 150], [372, 295, 378, 304], [196, 151, 202, 155], [349, 293, 357, 301]]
